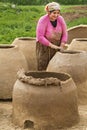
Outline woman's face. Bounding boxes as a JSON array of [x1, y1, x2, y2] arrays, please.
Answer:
[[48, 10, 60, 21]]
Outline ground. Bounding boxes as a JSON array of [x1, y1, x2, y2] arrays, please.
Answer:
[[0, 5, 87, 130], [62, 5, 87, 23]]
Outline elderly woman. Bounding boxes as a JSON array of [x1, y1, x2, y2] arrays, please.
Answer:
[[36, 2, 68, 71]]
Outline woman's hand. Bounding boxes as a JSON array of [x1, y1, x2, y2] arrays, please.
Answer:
[[60, 42, 68, 50], [49, 43, 61, 50]]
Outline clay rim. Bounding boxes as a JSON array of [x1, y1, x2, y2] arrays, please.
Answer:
[[60, 50, 82, 54], [0, 44, 17, 49], [18, 37, 36, 41], [17, 69, 71, 86], [75, 38, 87, 42], [67, 24, 87, 31]]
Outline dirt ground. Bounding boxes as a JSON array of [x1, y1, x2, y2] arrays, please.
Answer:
[[62, 5, 87, 22], [0, 5, 87, 130]]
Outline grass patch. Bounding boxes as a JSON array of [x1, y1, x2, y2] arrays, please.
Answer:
[[67, 17, 87, 28]]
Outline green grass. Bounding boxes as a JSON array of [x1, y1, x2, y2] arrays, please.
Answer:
[[0, 2, 87, 44], [67, 17, 87, 28]]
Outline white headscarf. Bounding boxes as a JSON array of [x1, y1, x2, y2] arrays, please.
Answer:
[[45, 2, 60, 12]]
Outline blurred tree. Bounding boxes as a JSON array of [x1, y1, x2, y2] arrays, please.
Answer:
[[0, 0, 87, 5]]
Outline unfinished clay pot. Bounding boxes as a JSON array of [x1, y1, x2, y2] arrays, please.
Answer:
[[13, 70, 79, 129], [0, 44, 28, 99], [68, 38, 87, 51], [47, 50, 87, 105], [67, 25, 87, 44], [12, 37, 37, 70]]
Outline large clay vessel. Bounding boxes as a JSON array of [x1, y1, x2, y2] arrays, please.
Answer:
[[13, 70, 79, 129], [68, 38, 87, 51], [0, 44, 28, 99], [47, 50, 87, 105], [12, 37, 37, 70], [67, 24, 87, 44]]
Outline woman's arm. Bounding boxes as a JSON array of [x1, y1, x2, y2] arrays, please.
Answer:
[[59, 16, 68, 46], [36, 16, 50, 46]]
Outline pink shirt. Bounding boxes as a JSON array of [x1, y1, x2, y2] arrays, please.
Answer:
[[36, 14, 68, 46]]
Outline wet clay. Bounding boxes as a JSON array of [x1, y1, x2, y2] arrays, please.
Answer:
[[0, 45, 28, 99], [47, 50, 87, 105], [12, 37, 37, 70], [67, 25, 87, 44], [12, 70, 79, 129], [68, 38, 87, 51]]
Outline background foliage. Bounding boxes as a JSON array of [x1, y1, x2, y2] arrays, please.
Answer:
[[0, 0, 87, 5], [0, 2, 87, 44]]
